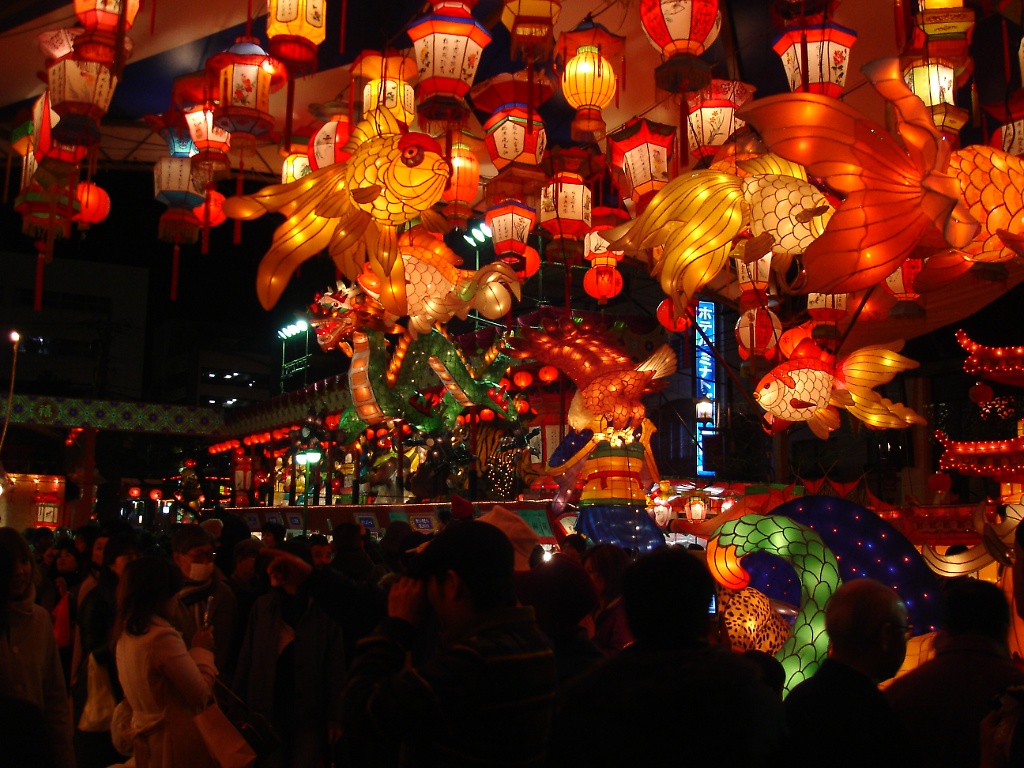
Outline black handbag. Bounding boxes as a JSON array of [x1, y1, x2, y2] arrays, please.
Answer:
[[213, 679, 282, 758]]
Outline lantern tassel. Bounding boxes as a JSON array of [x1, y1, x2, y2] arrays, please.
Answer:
[[201, 184, 212, 255], [170, 242, 180, 301], [234, 152, 245, 245], [34, 245, 45, 312]]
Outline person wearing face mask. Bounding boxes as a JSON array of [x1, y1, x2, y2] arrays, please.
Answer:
[[169, 525, 239, 680], [0, 527, 74, 768]]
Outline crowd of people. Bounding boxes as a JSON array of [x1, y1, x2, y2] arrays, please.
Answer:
[[2, 503, 1024, 768]]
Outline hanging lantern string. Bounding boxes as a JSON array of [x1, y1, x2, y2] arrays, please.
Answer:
[[833, 285, 877, 358], [0, 329, 19, 460]]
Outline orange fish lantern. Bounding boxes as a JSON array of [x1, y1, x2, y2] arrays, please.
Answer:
[[223, 109, 450, 315], [753, 338, 925, 438]]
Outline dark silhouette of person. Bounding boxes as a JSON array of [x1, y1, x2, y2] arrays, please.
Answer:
[[549, 546, 787, 767]]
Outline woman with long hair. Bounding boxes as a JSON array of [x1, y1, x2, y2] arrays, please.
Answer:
[[0, 527, 74, 768], [115, 556, 218, 768], [581, 543, 634, 655]]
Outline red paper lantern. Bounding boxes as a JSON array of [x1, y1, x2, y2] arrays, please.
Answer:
[[193, 189, 227, 228], [735, 307, 782, 358], [927, 472, 952, 494], [639, 0, 720, 92], [442, 136, 481, 230], [480, 408, 496, 421], [307, 113, 352, 170], [207, 38, 287, 145], [73, 0, 140, 64], [266, 0, 326, 77], [968, 383, 994, 404], [513, 370, 533, 388], [657, 298, 693, 332], [608, 118, 675, 210], [538, 365, 559, 383], [487, 200, 536, 257], [73, 182, 111, 226], [583, 266, 623, 302], [149, 489, 162, 501]]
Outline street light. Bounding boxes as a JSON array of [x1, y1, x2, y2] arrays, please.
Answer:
[[695, 395, 715, 424], [295, 445, 322, 536], [278, 319, 312, 393]]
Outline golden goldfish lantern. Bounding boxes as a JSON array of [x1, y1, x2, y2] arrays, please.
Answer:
[[223, 109, 450, 314]]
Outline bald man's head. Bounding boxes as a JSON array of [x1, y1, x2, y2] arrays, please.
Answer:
[[825, 578, 909, 683]]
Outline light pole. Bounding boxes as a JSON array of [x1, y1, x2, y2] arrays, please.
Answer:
[[294, 445, 321, 537]]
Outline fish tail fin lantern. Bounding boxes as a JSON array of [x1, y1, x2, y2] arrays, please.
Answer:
[[407, 0, 492, 132], [558, 21, 623, 143]]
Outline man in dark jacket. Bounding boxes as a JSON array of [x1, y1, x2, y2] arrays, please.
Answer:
[[268, 519, 558, 767]]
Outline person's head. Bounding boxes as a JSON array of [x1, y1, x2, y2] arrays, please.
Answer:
[[199, 518, 224, 547], [54, 540, 83, 575], [33, 528, 53, 554], [91, 534, 110, 568], [559, 533, 587, 564], [274, 540, 313, 593], [942, 577, 1011, 643], [116, 556, 184, 637], [309, 534, 333, 568], [0, 527, 35, 603], [515, 554, 598, 642], [332, 523, 364, 552], [825, 578, 909, 683], [621, 547, 715, 647], [407, 520, 516, 626], [102, 531, 141, 579], [170, 525, 216, 585], [261, 522, 287, 550], [231, 538, 262, 582], [74, 525, 101, 558], [582, 543, 632, 605], [742, 649, 786, 699]]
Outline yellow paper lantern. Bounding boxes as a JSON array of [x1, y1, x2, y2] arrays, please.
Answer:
[[266, 0, 326, 76], [352, 51, 417, 125]]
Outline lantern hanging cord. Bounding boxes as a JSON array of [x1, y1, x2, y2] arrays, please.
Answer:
[[834, 284, 876, 358]]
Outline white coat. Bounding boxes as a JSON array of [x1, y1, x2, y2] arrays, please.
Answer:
[[116, 617, 218, 768]]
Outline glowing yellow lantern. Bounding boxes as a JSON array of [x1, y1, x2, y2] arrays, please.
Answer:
[[266, 0, 326, 76], [352, 51, 417, 124], [902, 58, 968, 143], [281, 152, 311, 184], [558, 21, 622, 142]]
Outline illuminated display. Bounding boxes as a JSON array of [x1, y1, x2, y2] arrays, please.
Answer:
[[695, 299, 716, 476]]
